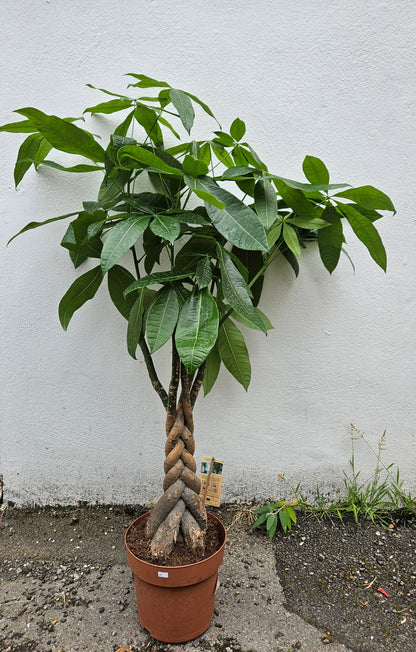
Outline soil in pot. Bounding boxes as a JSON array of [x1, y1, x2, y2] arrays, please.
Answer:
[[125, 512, 223, 566]]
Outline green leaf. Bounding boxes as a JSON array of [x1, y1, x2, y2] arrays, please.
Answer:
[[84, 98, 133, 115], [211, 141, 235, 168], [340, 204, 387, 271], [7, 211, 80, 245], [274, 180, 321, 219], [267, 221, 282, 248], [213, 131, 235, 147], [149, 215, 181, 244], [58, 265, 103, 330], [0, 119, 36, 133], [146, 286, 180, 353], [254, 504, 274, 515], [282, 223, 301, 257], [118, 145, 183, 176], [286, 505, 297, 524], [16, 108, 105, 162], [174, 283, 191, 307], [347, 204, 383, 222], [205, 184, 268, 251], [169, 210, 210, 226], [217, 318, 251, 390], [182, 90, 218, 123], [124, 270, 191, 295], [279, 508, 291, 533], [203, 345, 221, 396], [165, 142, 190, 157], [231, 247, 264, 307], [184, 175, 226, 209], [101, 214, 151, 273], [266, 513, 278, 540], [174, 234, 218, 271], [254, 179, 277, 230], [107, 265, 136, 319], [14, 133, 45, 186], [32, 137, 53, 168], [251, 513, 269, 529], [114, 110, 135, 137], [199, 142, 211, 166], [287, 216, 330, 230], [158, 115, 181, 139], [221, 165, 257, 180], [142, 228, 164, 274], [175, 288, 219, 372], [134, 104, 163, 146], [334, 186, 395, 212], [169, 88, 195, 134], [37, 160, 103, 174], [126, 73, 170, 88], [98, 170, 129, 203], [85, 83, 131, 99], [230, 118, 246, 142], [182, 154, 209, 178], [303, 155, 329, 185], [232, 145, 261, 169], [195, 256, 213, 289], [217, 246, 266, 332], [124, 190, 168, 214], [281, 245, 300, 277], [231, 307, 273, 332], [271, 175, 347, 193], [61, 211, 104, 267], [127, 288, 155, 358], [317, 204, 345, 273]]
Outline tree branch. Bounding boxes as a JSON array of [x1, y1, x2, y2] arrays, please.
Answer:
[[138, 337, 168, 409], [190, 361, 207, 407], [166, 339, 180, 434], [181, 364, 194, 433]]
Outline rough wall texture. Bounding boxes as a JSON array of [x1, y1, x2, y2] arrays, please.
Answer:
[[1, 1, 415, 506]]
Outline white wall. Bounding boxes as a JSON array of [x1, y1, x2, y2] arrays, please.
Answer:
[[1, 0, 415, 506]]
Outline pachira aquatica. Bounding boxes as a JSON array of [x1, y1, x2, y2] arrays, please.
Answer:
[[2, 73, 395, 559]]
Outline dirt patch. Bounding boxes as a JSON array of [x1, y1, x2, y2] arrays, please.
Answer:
[[273, 513, 416, 651], [126, 513, 223, 566]]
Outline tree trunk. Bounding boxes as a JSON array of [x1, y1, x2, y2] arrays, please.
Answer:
[[145, 355, 207, 561]]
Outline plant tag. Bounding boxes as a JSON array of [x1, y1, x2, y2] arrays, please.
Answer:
[[158, 571, 169, 578], [199, 456, 224, 507]]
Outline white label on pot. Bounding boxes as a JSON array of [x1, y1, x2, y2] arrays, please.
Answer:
[[158, 571, 169, 578]]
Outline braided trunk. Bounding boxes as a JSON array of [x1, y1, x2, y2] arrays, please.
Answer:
[[145, 344, 207, 560]]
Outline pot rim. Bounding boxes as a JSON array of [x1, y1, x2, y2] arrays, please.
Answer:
[[124, 510, 226, 571]]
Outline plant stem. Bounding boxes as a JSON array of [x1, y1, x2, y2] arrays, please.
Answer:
[[138, 337, 168, 408], [190, 361, 206, 407]]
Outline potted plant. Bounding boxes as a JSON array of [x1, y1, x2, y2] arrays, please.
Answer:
[[1, 73, 395, 642]]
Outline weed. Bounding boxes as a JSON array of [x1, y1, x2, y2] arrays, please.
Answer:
[[252, 500, 297, 539], [253, 425, 416, 539]]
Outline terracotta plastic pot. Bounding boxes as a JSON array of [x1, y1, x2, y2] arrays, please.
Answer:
[[125, 512, 226, 643]]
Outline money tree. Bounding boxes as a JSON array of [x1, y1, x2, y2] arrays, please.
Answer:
[[1, 74, 395, 560]]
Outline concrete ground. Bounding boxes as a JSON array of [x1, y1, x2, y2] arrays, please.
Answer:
[[0, 504, 349, 652]]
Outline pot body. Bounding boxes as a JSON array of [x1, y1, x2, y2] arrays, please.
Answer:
[[125, 512, 226, 643]]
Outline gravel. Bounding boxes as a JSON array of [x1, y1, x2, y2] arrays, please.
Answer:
[[273, 513, 416, 651]]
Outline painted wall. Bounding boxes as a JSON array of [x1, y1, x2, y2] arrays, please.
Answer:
[[1, 0, 415, 506]]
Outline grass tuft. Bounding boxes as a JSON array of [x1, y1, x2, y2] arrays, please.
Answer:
[[253, 425, 416, 539]]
